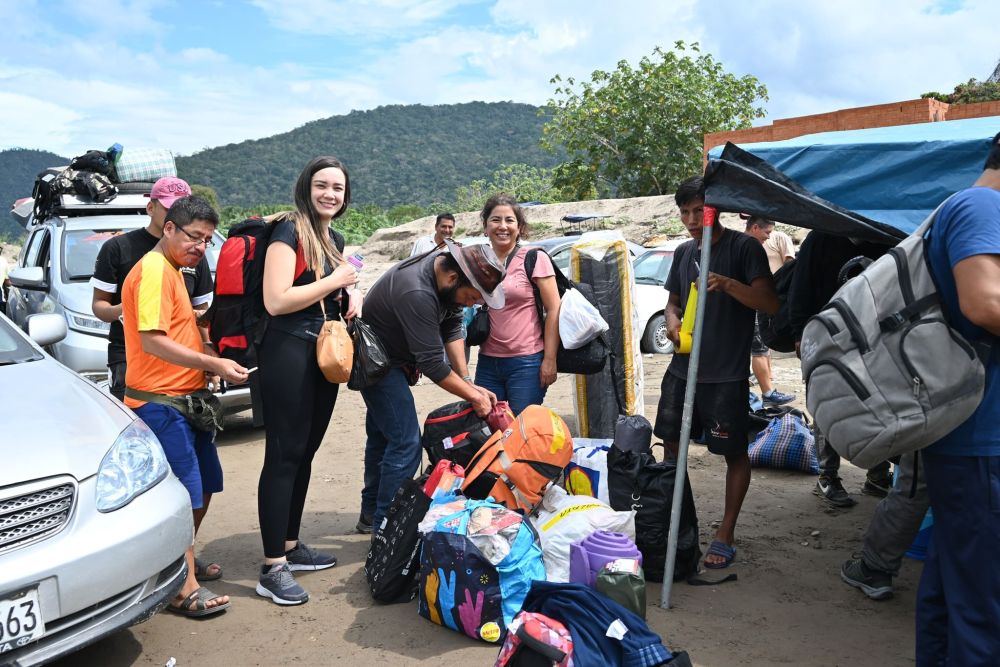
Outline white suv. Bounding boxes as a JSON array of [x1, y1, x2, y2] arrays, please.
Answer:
[[6, 193, 251, 416]]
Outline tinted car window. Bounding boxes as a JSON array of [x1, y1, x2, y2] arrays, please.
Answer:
[[62, 229, 123, 281], [24, 229, 48, 268], [633, 251, 673, 286]]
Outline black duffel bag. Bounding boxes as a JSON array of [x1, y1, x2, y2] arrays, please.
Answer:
[[365, 478, 431, 604], [607, 444, 701, 583], [422, 401, 494, 469]]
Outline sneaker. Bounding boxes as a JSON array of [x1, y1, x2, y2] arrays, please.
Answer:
[[285, 542, 337, 571], [256, 563, 309, 605], [355, 512, 373, 535], [814, 474, 857, 507], [841, 557, 893, 600], [763, 389, 796, 405], [863, 469, 894, 498]]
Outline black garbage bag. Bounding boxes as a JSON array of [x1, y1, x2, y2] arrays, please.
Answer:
[[347, 317, 390, 390], [607, 444, 701, 582], [613, 414, 653, 453]]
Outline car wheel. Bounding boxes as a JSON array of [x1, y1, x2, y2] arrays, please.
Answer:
[[642, 313, 674, 354]]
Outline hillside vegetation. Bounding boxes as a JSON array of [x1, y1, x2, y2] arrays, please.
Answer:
[[0, 148, 67, 240], [177, 101, 558, 208]]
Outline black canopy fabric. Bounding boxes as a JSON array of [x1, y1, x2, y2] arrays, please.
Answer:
[[703, 143, 905, 245]]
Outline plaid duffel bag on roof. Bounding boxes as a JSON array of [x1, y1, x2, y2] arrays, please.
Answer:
[[113, 147, 177, 183]]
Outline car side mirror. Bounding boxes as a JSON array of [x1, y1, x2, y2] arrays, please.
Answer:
[[8, 266, 48, 291], [27, 313, 67, 346]]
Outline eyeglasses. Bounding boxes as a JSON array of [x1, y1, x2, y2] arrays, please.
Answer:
[[172, 224, 216, 248]]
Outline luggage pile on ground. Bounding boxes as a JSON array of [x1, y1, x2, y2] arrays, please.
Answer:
[[366, 402, 696, 665]]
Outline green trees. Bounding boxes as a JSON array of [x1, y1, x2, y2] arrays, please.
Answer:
[[541, 41, 768, 198], [922, 78, 1000, 104], [452, 164, 563, 212]]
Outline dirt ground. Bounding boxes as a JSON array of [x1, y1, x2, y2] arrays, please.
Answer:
[[51, 351, 921, 667]]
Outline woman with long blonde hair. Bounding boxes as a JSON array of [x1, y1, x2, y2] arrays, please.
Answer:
[[255, 156, 360, 605]]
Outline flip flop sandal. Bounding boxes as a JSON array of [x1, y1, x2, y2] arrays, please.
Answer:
[[166, 587, 230, 618], [704, 540, 737, 569], [195, 558, 223, 581]]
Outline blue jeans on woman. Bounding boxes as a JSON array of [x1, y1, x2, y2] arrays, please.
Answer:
[[475, 351, 546, 416], [359, 367, 423, 527]]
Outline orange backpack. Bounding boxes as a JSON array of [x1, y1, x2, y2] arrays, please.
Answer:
[[461, 405, 573, 513]]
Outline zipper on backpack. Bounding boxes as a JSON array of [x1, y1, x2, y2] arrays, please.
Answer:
[[889, 247, 916, 306], [811, 359, 871, 400], [829, 299, 870, 354], [809, 313, 840, 337], [898, 317, 976, 399]]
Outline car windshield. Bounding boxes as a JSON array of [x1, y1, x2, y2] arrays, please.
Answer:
[[633, 251, 673, 285], [549, 247, 572, 273], [0, 317, 43, 365], [61, 228, 223, 281]]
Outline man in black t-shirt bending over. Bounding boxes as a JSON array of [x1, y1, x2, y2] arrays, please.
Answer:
[[90, 177, 214, 401], [657, 176, 779, 570]]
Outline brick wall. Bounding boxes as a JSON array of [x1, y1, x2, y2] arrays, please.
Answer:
[[704, 98, 997, 157]]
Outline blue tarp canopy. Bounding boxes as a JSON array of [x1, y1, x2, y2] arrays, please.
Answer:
[[707, 115, 998, 235]]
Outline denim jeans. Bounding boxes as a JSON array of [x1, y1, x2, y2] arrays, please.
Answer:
[[475, 351, 546, 416], [359, 367, 423, 528]]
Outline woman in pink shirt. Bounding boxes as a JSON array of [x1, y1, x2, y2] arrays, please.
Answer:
[[475, 194, 562, 415]]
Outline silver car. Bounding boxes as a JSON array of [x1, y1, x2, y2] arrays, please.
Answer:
[[6, 194, 251, 416], [0, 311, 192, 665]]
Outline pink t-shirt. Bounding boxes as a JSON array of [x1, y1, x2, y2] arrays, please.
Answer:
[[481, 246, 555, 358]]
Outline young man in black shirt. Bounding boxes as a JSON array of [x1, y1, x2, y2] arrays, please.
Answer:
[[657, 176, 779, 569], [90, 177, 214, 402]]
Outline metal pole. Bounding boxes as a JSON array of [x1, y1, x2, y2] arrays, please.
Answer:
[[660, 204, 716, 608]]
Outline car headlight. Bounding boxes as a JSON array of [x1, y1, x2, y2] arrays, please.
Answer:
[[65, 308, 111, 335], [95, 419, 169, 512]]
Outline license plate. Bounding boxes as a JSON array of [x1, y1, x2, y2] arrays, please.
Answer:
[[0, 589, 45, 654]]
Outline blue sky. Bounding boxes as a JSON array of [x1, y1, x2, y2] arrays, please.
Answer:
[[1, 0, 997, 157]]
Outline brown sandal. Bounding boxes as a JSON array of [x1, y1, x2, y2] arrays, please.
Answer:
[[166, 587, 230, 618]]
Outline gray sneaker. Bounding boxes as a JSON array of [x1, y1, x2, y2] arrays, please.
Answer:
[[814, 474, 858, 508], [285, 542, 337, 571], [256, 563, 309, 605], [841, 557, 893, 600]]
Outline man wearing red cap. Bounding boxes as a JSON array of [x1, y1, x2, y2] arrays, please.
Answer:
[[91, 176, 215, 399]]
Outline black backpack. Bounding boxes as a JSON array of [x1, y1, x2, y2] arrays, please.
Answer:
[[523, 248, 610, 376], [365, 478, 431, 603], [606, 444, 701, 583], [756, 257, 797, 353], [422, 401, 495, 470], [69, 149, 114, 177]]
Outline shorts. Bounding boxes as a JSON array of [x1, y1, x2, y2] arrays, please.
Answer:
[[653, 373, 749, 457], [133, 402, 223, 509], [108, 361, 127, 401], [751, 317, 769, 357]]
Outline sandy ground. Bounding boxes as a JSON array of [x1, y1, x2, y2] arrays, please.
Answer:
[[50, 351, 921, 667]]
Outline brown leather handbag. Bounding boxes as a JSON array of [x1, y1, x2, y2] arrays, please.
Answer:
[[316, 290, 353, 383]]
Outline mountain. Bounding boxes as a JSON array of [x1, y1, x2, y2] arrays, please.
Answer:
[[0, 148, 67, 239], [176, 101, 558, 208]]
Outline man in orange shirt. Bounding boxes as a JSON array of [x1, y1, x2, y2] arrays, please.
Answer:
[[122, 196, 248, 618]]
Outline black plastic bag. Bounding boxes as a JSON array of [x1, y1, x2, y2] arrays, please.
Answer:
[[347, 317, 390, 390], [365, 478, 431, 603], [607, 444, 701, 582], [613, 414, 653, 453], [465, 306, 490, 346], [556, 333, 609, 375]]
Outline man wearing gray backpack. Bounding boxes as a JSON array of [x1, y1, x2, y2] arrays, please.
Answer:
[[912, 132, 1000, 665]]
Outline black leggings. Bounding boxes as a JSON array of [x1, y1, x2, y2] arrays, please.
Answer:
[[257, 326, 339, 558]]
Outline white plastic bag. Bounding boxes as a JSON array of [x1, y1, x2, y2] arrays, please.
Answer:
[[563, 439, 612, 504], [559, 287, 609, 350], [529, 485, 635, 582]]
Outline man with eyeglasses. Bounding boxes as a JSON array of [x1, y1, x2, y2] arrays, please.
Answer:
[[120, 195, 248, 619], [91, 176, 215, 403]]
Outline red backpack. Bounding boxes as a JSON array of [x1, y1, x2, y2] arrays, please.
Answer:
[[206, 216, 344, 424], [495, 611, 574, 667]]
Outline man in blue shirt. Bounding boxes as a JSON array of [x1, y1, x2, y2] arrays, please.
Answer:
[[917, 131, 1000, 665]]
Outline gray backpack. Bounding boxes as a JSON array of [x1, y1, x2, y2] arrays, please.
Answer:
[[800, 200, 989, 468]]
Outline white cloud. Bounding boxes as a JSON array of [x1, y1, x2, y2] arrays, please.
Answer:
[[1, 0, 999, 157], [250, 0, 477, 36]]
